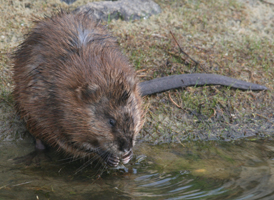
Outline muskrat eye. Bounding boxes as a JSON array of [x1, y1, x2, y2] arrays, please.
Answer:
[[109, 118, 116, 127]]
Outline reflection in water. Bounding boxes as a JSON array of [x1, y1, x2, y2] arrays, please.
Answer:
[[133, 172, 227, 199], [0, 138, 274, 199], [132, 140, 274, 200]]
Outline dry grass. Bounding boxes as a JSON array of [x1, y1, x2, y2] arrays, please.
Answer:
[[109, 0, 274, 142], [0, 0, 273, 143]]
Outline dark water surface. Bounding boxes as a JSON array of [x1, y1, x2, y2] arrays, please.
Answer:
[[1, 136, 274, 200]]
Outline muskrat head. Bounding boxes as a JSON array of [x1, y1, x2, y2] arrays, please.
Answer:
[[61, 71, 144, 167]]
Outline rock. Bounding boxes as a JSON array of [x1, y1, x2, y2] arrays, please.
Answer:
[[60, 0, 77, 5], [73, 0, 161, 22]]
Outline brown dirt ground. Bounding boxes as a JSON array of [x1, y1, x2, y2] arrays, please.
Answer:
[[0, 0, 273, 143]]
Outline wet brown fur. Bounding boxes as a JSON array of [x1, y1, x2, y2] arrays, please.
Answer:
[[13, 11, 144, 164]]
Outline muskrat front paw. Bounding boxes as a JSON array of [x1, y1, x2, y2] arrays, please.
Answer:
[[106, 155, 120, 167], [105, 150, 133, 167]]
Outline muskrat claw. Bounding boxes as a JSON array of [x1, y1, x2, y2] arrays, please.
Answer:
[[107, 155, 120, 167]]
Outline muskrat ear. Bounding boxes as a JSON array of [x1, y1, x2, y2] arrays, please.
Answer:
[[120, 90, 131, 103], [76, 83, 101, 103]]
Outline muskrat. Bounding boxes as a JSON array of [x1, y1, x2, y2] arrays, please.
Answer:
[[13, 10, 268, 168], [13, 11, 144, 167]]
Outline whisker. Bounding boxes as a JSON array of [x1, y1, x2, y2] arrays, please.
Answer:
[[74, 159, 92, 175], [87, 152, 108, 179], [58, 156, 82, 165], [73, 147, 107, 176]]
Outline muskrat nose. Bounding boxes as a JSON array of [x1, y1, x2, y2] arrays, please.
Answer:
[[118, 138, 131, 153]]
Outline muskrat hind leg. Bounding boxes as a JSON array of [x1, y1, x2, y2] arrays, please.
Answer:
[[35, 138, 46, 150], [13, 139, 51, 166]]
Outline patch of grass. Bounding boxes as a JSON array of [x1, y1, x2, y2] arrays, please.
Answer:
[[0, 0, 273, 143]]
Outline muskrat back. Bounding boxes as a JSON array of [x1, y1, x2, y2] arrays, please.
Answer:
[[13, 11, 144, 167]]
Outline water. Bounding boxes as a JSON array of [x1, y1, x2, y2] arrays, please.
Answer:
[[1, 136, 274, 200]]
